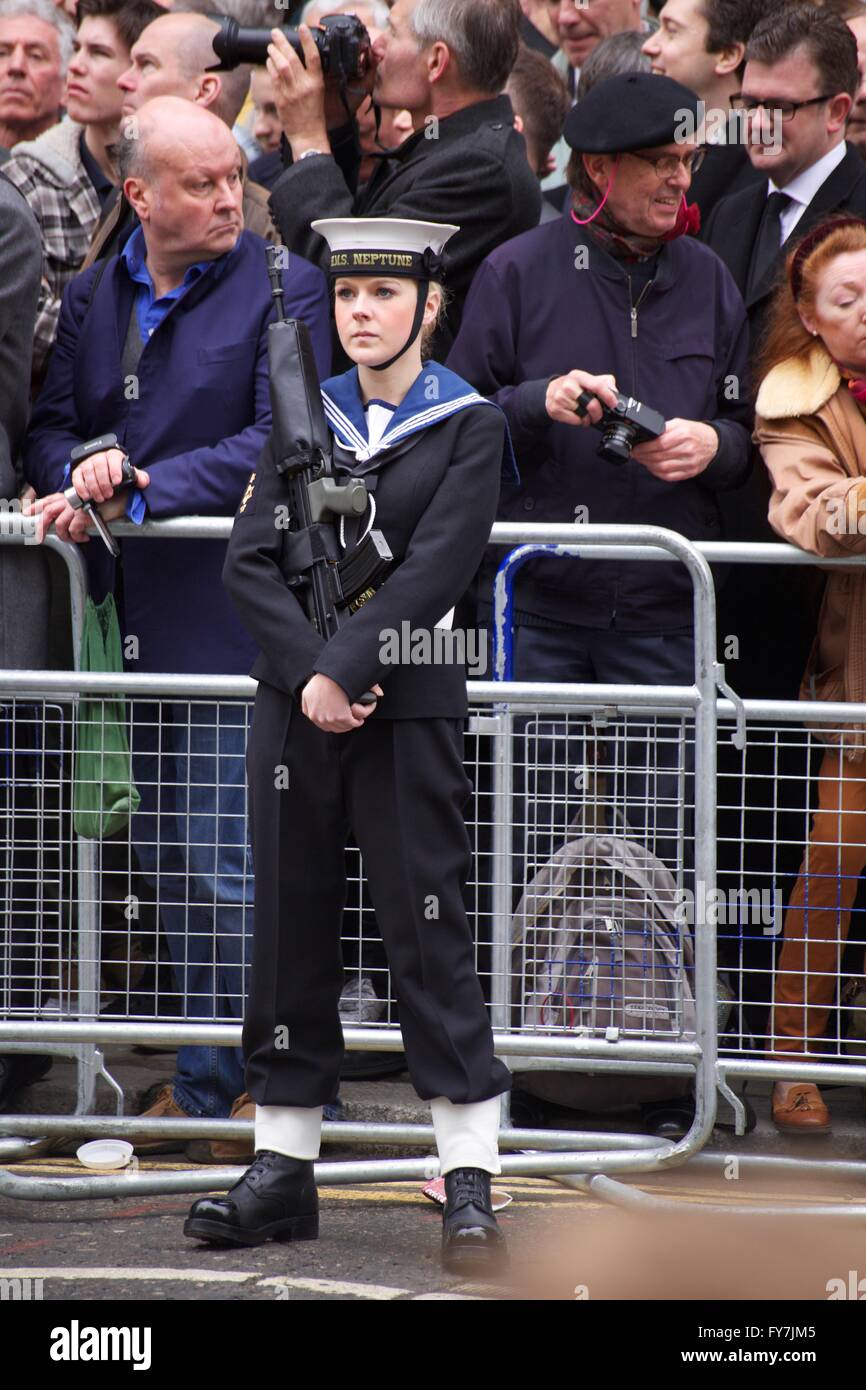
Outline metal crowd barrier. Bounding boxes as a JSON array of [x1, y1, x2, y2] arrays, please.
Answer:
[[0, 517, 865, 1215]]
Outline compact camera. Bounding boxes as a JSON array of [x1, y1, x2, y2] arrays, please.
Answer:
[[575, 389, 666, 463]]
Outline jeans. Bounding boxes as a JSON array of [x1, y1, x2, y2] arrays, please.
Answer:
[[130, 701, 253, 1116]]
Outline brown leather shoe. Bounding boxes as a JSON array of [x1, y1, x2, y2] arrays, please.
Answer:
[[185, 1092, 255, 1165], [771, 1083, 831, 1134], [129, 1081, 193, 1154]]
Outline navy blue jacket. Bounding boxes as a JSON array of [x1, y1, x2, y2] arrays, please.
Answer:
[[447, 206, 752, 631], [24, 230, 330, 673]]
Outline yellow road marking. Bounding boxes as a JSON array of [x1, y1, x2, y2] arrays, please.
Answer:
[[3, 1164, 859, 1212]]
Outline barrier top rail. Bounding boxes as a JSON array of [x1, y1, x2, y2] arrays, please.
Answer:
[[490, 523, 717, 687], [6, 509, 866, 561]]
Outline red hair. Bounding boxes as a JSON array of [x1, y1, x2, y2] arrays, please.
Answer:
[[757, 215, 866, 386]]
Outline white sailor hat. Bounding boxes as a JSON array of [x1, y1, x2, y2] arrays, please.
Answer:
[[310, 216, 459, 281]]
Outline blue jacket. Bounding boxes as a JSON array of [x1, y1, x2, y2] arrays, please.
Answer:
[[24, 229, 330, 673], [446, 205, 752, 631]]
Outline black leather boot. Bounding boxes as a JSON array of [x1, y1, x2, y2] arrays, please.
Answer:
[[441, 1167, 508, 1275], [183, 1150, 319, 1247]]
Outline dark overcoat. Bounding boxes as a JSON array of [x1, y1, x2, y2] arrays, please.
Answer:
[[268, 95, 542, 358]]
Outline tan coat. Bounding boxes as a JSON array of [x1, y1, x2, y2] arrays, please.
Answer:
[[755, 344, 866, 751]]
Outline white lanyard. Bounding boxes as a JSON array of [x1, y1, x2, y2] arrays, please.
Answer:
[[339, 491, 377, 552]]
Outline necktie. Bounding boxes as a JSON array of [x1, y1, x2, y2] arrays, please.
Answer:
[[746, 191, 791, 300]]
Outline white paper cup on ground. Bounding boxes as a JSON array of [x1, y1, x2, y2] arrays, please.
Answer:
[[76, 1139, 134, 1170]]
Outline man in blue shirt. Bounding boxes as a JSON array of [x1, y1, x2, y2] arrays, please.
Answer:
[[26, 96, 330, 1148]]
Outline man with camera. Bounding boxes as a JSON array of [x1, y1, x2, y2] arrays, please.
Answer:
[[23, 96, 330, 1151], [260, 0, 542, 355], [447, 73, 750, 922]]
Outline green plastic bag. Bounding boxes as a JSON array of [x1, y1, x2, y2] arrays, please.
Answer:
[[73, 593, 140, 839]]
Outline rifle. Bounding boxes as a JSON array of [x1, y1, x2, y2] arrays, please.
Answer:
[[265, 247, 392, 700]]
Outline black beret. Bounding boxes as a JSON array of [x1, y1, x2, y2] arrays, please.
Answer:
[[563, 71, 701, 153]]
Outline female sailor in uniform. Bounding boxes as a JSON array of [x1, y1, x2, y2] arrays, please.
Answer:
[[184, 217, 513, 1273]]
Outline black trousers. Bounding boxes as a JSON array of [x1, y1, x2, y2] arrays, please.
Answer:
[[242, 681, 511, 1107]]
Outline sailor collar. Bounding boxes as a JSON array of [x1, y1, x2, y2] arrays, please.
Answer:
[[321, 362, 518, 481]]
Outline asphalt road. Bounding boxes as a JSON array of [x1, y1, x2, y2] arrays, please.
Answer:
[[3, 1153, 866, 1304]]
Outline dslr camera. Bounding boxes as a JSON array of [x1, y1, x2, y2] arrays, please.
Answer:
[[209, 11, 371, 76], [575, 389, 666, 464]]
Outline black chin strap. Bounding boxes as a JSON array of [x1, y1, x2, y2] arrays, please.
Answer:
[[369, 279, 429, 372]]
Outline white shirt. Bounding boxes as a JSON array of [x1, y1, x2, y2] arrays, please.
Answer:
[[360, 397, 453, 630], [769, 141, 848, 242], [364, 399, 396, 452]]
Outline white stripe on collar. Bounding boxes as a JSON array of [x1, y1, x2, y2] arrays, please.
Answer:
[[377, 392, 486, 450], [322, 388, 488, 462], [322, 393, 368, 452]]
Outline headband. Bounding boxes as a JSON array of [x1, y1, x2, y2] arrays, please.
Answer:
[[327, 246, 446, 281], [790, 216, 866, 301]]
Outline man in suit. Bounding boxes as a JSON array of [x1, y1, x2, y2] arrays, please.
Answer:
[[703, 4, 866, 362], [265, 0, 541, 358], [0, 173, 51, 1111], [24, 97, 330, 1149], [642, 0, 765, 221]]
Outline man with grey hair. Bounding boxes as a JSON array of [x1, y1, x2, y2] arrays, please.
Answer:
[[0, 0, 73, 150], [84, 8, 274, 262], [266, 0, 541, 356]]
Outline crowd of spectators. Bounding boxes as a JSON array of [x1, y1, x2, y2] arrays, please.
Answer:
[[4, 0, 866, 1144]]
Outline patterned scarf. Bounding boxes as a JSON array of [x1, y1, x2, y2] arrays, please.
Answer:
[[569, 183, 701, 264], [831, 360, 866, 406], [844, 374, 866, 405]]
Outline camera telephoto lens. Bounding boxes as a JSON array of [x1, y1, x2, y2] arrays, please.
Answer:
[[210, 13, 370, 74]]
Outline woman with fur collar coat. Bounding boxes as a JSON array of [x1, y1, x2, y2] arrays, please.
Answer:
[[755, 215, 866, 1136]]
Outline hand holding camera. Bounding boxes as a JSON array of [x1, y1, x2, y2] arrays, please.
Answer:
[[574, 388, 666, 463], [28, 434, 150, 551], [545, 369, 619, 428], [254, 19, 376, 154], [629, 417, 719, 481], [67, 438, 143, 506], [545, 369, 714, 477]]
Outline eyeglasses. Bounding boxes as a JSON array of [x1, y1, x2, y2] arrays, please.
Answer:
[[625, 148, 706, 178], [730, 93, 835, 122]]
